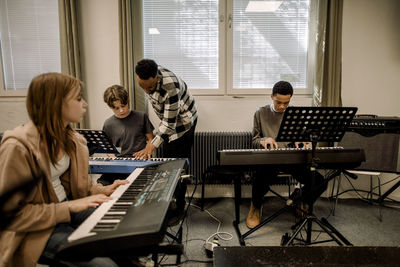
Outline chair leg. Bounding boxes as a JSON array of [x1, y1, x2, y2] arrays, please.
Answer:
[[332, 175, 342, 216], [330, 176, 336, 197], [201, 173, 206, 211], [377, 174, 382, 221], [369, 175, 376, 203]]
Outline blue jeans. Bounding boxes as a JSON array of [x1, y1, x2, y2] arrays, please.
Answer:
[[40, 208, 118, 267]]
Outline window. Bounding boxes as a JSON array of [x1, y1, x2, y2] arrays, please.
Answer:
[[142, 0, 221, 93], [0, 0, 61, 96], [142, 0, 314, 95]]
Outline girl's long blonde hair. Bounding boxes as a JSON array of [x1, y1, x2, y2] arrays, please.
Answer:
[[26, 73, 83, 164]]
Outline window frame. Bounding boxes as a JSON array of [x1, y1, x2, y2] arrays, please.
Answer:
[[185, 0, 226, 96], [224, 0, 316, 96], [0, 0, 61, 98], [140, 0, 316, 97], [0, 49, 26, 97]]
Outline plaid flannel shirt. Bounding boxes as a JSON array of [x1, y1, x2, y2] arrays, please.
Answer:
[[147, 66, 198, 148]]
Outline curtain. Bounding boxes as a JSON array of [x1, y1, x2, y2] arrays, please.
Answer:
[[312, 0, 343, 107], [58, 0, 81, 79], [58, 0, 85, 128], [119, 0, 146, 112], [119, 0, 134, 110]]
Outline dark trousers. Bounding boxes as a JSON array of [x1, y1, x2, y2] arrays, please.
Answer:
[[252, 166, 327, 209], [161, 120, 197, 159], [40, 208, 118, 267], [162, 122, 197, 216]]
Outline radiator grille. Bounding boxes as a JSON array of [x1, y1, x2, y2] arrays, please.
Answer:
[[155, 131, 253, 183]]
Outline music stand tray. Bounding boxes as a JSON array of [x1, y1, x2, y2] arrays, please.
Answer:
[[76, 129, 118, 155], [276, 106, 357, 143], [276, 106, 357, 246]]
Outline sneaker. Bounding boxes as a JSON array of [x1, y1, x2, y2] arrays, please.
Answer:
[[246, 202, 261, 229]]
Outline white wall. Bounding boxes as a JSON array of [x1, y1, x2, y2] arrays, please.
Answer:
[[149, 95, 312, 132], [341, 0, 400, 200], [342, 0, 400, 116], [78, 0, 121, 130], [0, 98, 28, 133]]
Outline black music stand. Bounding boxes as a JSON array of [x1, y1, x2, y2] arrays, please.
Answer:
[[276, 106, 357, 246], [76, 129, 118, 155]]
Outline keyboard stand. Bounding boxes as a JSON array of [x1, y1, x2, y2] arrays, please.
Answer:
[[122, 180, 188, 267], [232, 174, 295, 246], [123, 181, 188, 267], [154, 178, 190, 266]]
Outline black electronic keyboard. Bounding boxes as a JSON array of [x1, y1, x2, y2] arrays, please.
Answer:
[[89, 156, 177, 174], [218, 147, 365, 169], [57, 159, 187, 260]]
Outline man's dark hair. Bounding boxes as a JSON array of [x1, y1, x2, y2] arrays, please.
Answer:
[[272, 81, 293, 96], [135, 59, 158, 80]]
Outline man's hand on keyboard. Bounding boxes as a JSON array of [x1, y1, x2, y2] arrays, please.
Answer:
[[294, 142, 312, 149], [260, 137, 278, 150], [134, 143, 156, 160]]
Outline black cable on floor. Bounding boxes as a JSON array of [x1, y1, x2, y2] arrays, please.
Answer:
[[158, 174, 198, 265]]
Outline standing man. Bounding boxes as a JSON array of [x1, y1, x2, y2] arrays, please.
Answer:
[[134, 59, 198, 160], [247, 81, 326, 229]]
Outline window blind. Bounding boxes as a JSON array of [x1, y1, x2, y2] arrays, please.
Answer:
[[0, 0, 60, 90], [233, 0, 310, 89], [143, 0, 219, 89]]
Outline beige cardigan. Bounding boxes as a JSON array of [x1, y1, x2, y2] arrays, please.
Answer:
[[0, 121, 94, 267]]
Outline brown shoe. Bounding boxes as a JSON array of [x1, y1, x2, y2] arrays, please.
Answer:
[[246, 202, 261, 229]]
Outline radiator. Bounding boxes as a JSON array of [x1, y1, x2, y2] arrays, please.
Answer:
[[155, 131, 253, 183], [190, 131, 253, 183]]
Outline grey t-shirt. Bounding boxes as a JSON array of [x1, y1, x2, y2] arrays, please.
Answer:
[[103, 110, 154, 157]]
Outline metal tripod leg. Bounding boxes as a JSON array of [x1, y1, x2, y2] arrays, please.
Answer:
[[232, 175, 292, 246], [333, 175, 342, 216], [232, 176, 244, 245], [241, 206, 291, 243], [282, 214, 352, 246], [320, 218, 352, 245], [377, 178, 400, 220]]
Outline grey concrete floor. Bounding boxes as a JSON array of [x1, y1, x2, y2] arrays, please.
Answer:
[[161, 197, 400, 266]]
